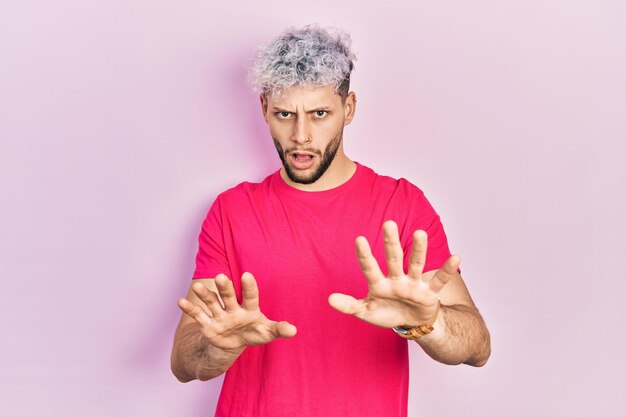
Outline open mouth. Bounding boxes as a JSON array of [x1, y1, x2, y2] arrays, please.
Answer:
[[292, 153, 314, 161], [289, 152, 316, 169]]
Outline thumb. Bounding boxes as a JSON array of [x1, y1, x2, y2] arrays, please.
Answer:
[[328, 293, 362, 316], [273, 320, 297, 338]]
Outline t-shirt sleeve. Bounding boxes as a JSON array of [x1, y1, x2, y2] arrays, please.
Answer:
[[192, 196, 231, 279], [401, 182, 454, 274]]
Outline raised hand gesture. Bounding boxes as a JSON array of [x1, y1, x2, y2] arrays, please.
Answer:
[[328, 220, 461, 329], [177, 272, 297, 351]]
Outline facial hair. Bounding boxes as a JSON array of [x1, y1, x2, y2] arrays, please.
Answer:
[[273, 132, 343, 185]]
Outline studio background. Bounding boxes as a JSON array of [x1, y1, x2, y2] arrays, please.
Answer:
[[1, 1, 625, 416]]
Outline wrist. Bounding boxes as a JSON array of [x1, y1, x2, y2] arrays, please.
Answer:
[[393, 300, 441, 340], [195, 343, 246, 381], [416, 307, 446, 342]]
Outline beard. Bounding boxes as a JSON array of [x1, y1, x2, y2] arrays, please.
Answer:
[[273, 132, 343, 185]]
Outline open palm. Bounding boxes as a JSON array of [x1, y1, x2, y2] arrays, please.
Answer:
[[328, 220, 461, 328]]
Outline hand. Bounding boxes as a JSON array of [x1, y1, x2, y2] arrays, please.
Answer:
[[177, 272, 297, 350], [328, 220, 461, 328]]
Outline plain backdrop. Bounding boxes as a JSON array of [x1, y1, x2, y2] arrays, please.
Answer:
[[1, 1, 625, 416]]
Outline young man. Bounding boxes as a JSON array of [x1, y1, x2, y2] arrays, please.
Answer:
[[171, 25, 490, 417]]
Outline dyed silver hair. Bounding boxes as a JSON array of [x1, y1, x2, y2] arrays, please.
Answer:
[[248, 24, 356, 100]]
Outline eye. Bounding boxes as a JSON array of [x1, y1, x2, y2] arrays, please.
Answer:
[[315, 110, 327, 118], [276, 112, 291, 119]]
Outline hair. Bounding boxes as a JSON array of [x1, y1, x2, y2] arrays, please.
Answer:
[[248, 24, 357, 102]]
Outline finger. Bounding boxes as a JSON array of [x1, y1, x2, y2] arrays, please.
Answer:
[[241, 272, 259, 311], [177, 298, 211, 326], [328, 293, 364, 316], [355, 236, 384, 285], [408, 230, 427, 279], [192, 282, 224, 318], [429, 255, 462, 293], [215, 274, 240, 311], [383, 220, 404, 278], [273, 320, 297, 338]]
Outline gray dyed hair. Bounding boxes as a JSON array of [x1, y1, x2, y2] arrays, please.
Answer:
[[248, 24, 357, 101]]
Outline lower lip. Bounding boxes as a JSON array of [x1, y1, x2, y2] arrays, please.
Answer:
[[290, 154, 316, 170]]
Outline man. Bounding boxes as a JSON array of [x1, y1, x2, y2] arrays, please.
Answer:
[[171, 25, 490, 417]]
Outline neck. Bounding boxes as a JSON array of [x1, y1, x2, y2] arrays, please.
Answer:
[[280, 152, 356, 192]]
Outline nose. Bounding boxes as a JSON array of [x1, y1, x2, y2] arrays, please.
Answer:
[[291, 117, 311, 144]]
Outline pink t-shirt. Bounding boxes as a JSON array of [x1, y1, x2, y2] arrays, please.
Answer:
[[192, 162, 452, 417]]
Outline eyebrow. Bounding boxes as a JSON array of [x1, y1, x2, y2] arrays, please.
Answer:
[[271, 106, 332, 113]]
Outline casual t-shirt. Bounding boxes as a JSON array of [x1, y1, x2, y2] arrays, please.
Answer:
[[192, 162, 452, 417]]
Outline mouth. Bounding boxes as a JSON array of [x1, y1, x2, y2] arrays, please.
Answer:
[[289, 151, 317, 170]]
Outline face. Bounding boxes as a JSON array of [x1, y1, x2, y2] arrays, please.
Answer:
[[260, 84, 356, 185]]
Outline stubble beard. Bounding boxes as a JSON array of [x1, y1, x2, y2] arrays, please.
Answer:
[[273, 132, 343, 185]]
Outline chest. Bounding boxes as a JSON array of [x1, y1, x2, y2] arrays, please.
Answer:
[[220, 191, 414, 320]]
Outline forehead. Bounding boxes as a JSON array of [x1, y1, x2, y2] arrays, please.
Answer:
[[268, 84, 342, 108]]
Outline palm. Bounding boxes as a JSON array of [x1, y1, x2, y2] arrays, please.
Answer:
[[355, 277, 440, 328], [328, 221, 460, 329], [199, 308, 283, 350]]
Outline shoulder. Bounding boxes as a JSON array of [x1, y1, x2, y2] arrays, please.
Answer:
[[358, 163, 426, 200], [214, 171, 276, 202]]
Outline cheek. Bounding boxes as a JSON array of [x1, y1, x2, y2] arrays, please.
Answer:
[[315, 118, 343, 137], [267, 123, 285, 140], [268, 120, 291, 136]]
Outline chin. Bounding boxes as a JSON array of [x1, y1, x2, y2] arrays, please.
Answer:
[[285, 164, 324, 185]]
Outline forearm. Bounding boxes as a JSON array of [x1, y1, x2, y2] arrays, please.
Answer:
[[416, 304, 491, 367], [170, 322, 244, 382]]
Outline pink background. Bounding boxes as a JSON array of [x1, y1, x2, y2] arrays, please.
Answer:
[[2, 1, 625, 416]]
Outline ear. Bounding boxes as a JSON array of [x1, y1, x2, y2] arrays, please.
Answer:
[[260, 94, 269, 124], [343, 91, 357, 126]]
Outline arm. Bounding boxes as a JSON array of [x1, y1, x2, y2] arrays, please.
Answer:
[[170, 273, 297, 382], [328, 221, 491, 367], [414, 267, 491, 366], [417, 301, 490, 366]]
